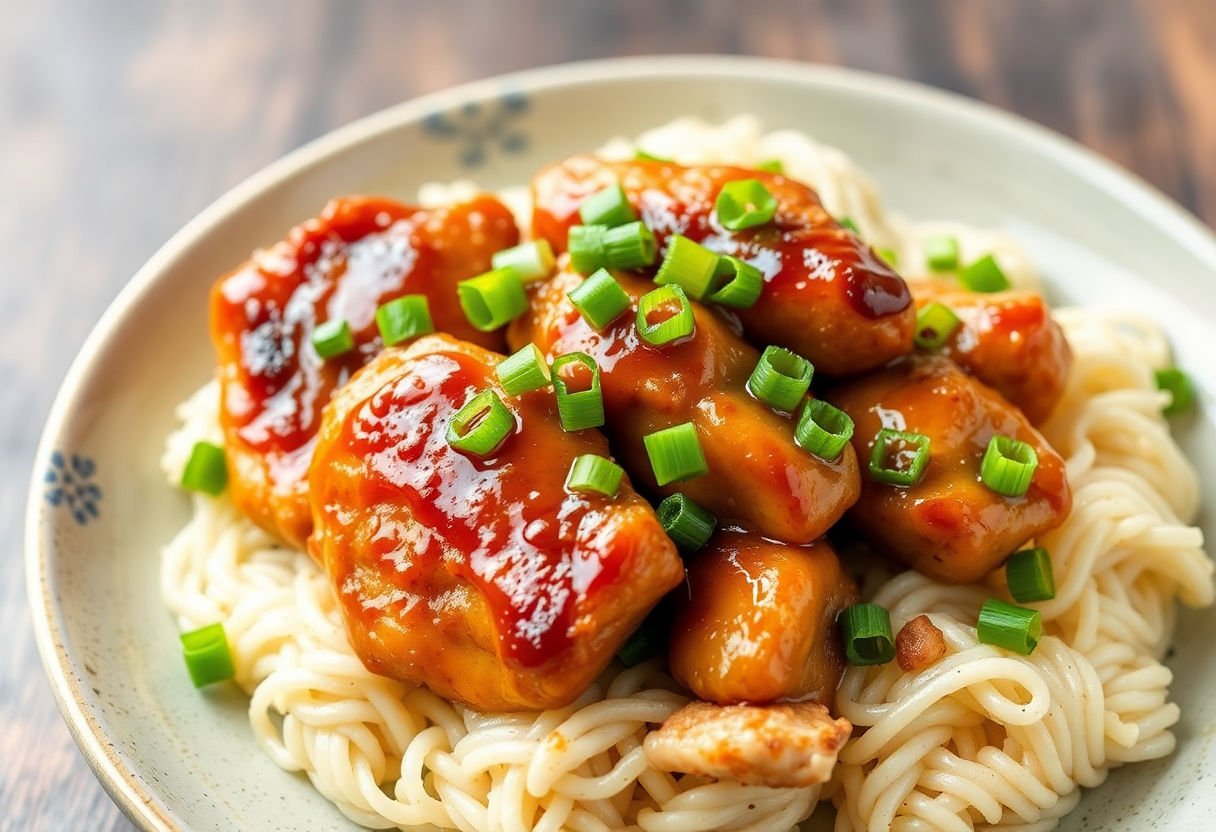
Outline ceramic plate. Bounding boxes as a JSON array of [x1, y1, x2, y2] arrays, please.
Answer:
[[26, 56, 1216, 831]]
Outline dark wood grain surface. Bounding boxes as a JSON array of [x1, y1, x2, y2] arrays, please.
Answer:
[[2, 1, 1213, 828]]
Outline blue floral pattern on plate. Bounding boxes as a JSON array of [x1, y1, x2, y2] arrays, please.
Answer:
[[45, 452, 102, 526], [422, 91, 530, 168]]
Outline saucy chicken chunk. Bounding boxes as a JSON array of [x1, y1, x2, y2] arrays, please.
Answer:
[[307, 335, 683, 711], [509, 266, 862, 544], [531, 156, 915, 375], [210, 195, 518, 548], [911, 278, 1072, 423], [669, 532, 858, 705], [830, 355, 1071, 584]]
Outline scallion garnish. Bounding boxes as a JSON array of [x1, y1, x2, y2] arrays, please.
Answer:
[[914, 302, 962, 350], [603, 221, 658, 269], [654, 235, 720, 300], [376, 295, 434, 346], [617, 625, 664, 667], [756, 158, 784, 174], [839, 217, 860, 234], [580, 183, 638, 228], [839, 603, 896, 666], [980, 435, 1038, 497], [565, 454, 624, 498], [311, 319, 355, 359], [1155, 368, 1195, 416], [924, 235, 959, 271], [795, 399, 855, 462], [457, 268, 528, 332], [705, 255, 764, 308], [1006, 546, 1056, 603], [491, 240, 556, 283], [181, 442, 228, 496], [636, 285, 696, 347], [552, 352, 605, 431], [878, 247, 899, 267], [644, 422, 709, 486], [869, 429, 932, 487], [747, 346, 814, 413], [958, 254, 1010, 293], [714, 179, 777, 231], [976, 598, 1042, 655], [181, 622, 235, 688], [635, 149, 671, 163], [495, 344, 551, 395], [446, 389, 515, 457], [568, 269, 631, 331], [657, 493, 716, 553], [568, 224, 609, 274]]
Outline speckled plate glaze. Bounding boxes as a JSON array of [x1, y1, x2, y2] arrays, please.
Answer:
[[26, 56, 1216, 831]]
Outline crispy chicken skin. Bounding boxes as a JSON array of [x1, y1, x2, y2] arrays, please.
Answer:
[[830, 355, 1071, 584], [910, 278, 1072, 424], [307, 335, 683, 711], [508, 265, 862, 544], [531, 155, 915, 375], [210, 195, 518, 549], [669, 532, 858, 705]]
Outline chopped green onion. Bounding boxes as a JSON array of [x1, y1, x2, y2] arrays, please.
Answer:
[[180, 623, 235, 688], [604, 221, 658, 269], [959, 254, 1010, 293], [756, 158, 784, 174], [644, 422, 708, 486], [568, 269, 631, 330], [924, 235, 959, 271], [714, 179, 778, 231], [447, 389, 515, 457], [839, 603, 896, 666], [796, 399, 855, 462], [311, 319, 355, 359], [869, 429, 931, 487], [747, 346, 814, 412], [1155, 368, 1195, 415], [376, 295, 434, 345], [458, 268, 528, 332], [181, 442, 228, 496], [914, 302, 962, 350], [565, 454, 624, 498], [1006, 547, 1056, 603], [976, 598, 1042, 655], [635, 149, 671, 163], [552, 352, 604, 431], [636, 285, 696, 347], [657, 493, 717, 553], [568, 224, 609, 274], [496, 344, 551, 395], [491, 240, 555, 283], [878, 247, 899, 267], [580, 183, 638, 228], [654, 235, 720, 300], [839, 217, 860, 234], [617, 625, 664, 667], [706, 255, 764, 308], [980, 435, 1038, 497]]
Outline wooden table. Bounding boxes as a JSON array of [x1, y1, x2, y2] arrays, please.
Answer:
[[2, 1, 1212, 828]]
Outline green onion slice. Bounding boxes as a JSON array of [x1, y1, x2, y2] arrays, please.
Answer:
[[839, 216, 860, 234], [715, 179, 778, 231], [446, 389, 515, 457], [580, 183, 638, 228], [756, 158, 784, 174], [376, 295, 435, 346], [457, 268, 528, 332], [657, 493, 717, 553], [654, 235, 721, 300], [568, 224, 609, 274], [181, 622, 235, 688], [644, 422, 708, 486], [568, 268, 631, 331], [491, 240, 556, 283], [603, 221, 658, 269], [796, 399, 855, 462], [1155, 368, 1195, 416], [617, 625, 664, 667], [976, 598, 1042, 655], [636, 285, 696, 347], [565, 454, 624, 498], [311, 319, 355, 359], [914, 302, 962, 350], [1006, 546, 1056, 603], [706, 255, 764, 308], [495, 344, 551, 395], [635, 149, 671, 163], [924, 235, 960, 271], [840, 603, 896, 666], [959, 254, 1010, 293], [552, 352, 605, 431], [878, 247, 899, 267], [869, 429, 932, 487], [181, 442, 228, 496], [980, 435, 1038, 497], [747, 346, 814, 412]]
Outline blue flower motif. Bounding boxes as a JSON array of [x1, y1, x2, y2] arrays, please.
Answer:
[[44, 451, 102, 526], [422, 90, 530, 168]]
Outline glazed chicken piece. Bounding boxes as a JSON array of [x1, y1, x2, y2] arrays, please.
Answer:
[[307, 335, 684, 711], [830, 355, 1071, 584], [508, 266, 862, 544], [531, 155, 915, 375], [668, 532, 858, 704], [910, 278, 1072, 423], [210, 195, 518, 549]]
